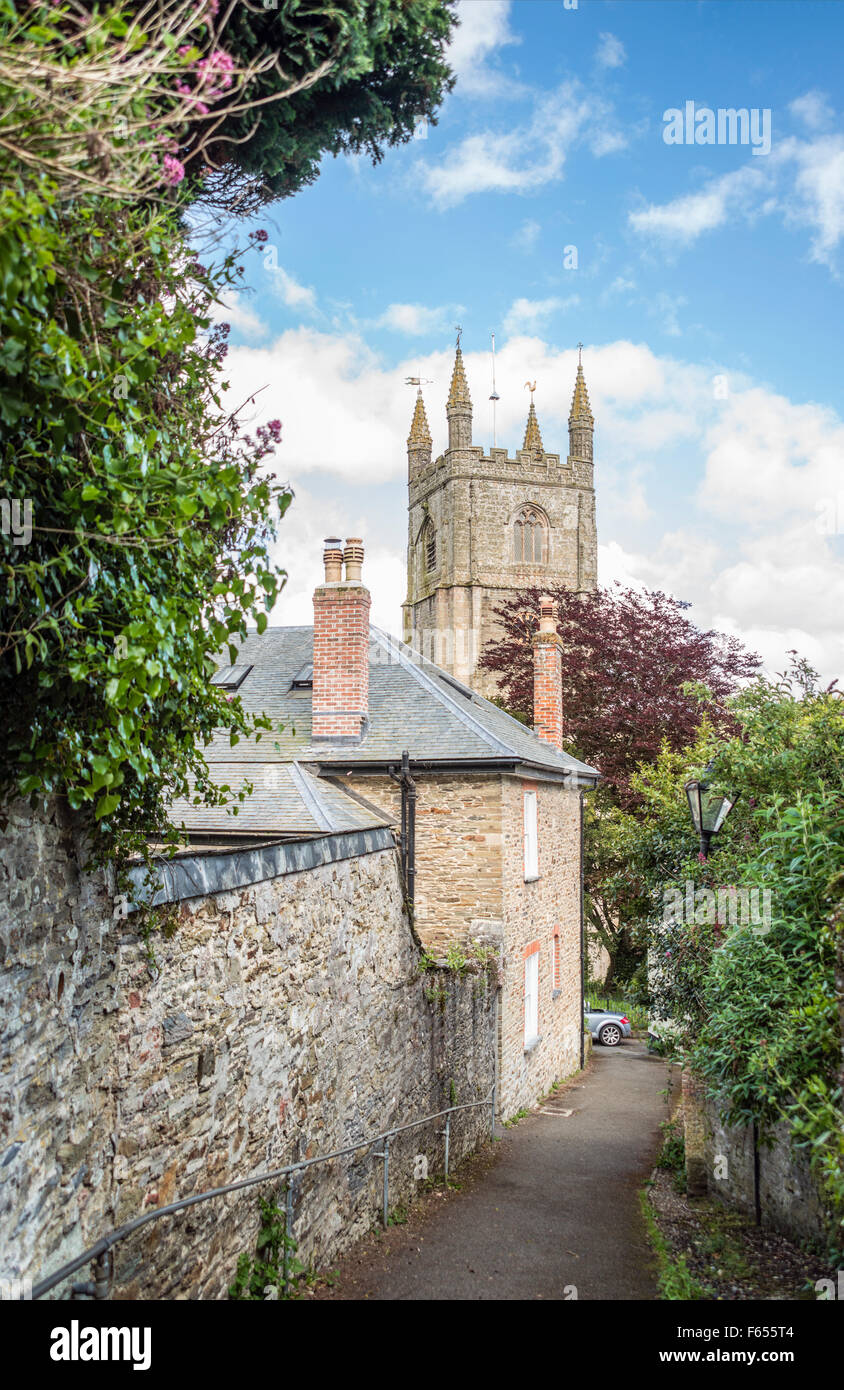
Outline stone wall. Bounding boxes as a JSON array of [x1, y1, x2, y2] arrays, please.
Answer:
[[345, 770, 586, 1119], [498, 776, 583, 1117], [346, 772, 504, 953], [701, 1099, 829, 1250], [0, 797, 497, 1300]]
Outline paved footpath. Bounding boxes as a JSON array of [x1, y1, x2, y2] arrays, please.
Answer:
[[319, 1039, 668, 1301]]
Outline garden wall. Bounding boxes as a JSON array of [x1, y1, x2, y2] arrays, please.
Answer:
[[0, 796, 497, 1299], [702, 1100, 829, 1250]]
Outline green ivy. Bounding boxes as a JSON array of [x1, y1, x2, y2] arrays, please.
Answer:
[[0, 172, 290, 871], [630, 662, 844, 1255]]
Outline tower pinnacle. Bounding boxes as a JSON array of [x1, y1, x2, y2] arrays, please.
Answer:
[[569, 355, 593, 424], [406, 382, 432, 479], [446, 339, 472, 450], [568, 348, 594, 467], [447, 343, 472, 410], [408, 388, 432, 447], [522, 382, 544, 458]]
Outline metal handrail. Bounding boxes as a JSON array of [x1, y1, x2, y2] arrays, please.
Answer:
[[31, 1084, 496, 1300]]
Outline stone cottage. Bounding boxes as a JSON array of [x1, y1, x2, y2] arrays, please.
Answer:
[[176, 540, 599, 1119]]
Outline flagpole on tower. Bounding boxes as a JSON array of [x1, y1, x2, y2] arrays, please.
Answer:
[[489, 331, 500, 448]]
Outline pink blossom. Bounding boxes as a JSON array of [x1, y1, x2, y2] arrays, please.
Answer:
[[197, 48, 235, 92], [161, 155, 186, 186]]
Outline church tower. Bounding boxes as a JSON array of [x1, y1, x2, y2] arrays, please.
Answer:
[[402, 338, 598, 696]]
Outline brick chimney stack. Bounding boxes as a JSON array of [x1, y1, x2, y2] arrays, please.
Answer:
[[532, 595, 563, 751], [311, 537, 371, 743]]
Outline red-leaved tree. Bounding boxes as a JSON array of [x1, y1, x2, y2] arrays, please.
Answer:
[[480, 585, 760, 987], [479, 584, 760, 810]]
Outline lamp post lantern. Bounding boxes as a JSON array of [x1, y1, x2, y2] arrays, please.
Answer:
[[684, 762, 738, 859]]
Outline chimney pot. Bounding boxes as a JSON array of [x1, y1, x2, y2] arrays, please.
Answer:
[[323, 537, 343, 583], [538, 594, 556, 633], [343, 537, 364, 584]]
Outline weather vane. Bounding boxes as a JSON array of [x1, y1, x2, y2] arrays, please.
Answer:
[[524, 380, 537, 400], [577, 341, 583, 366], [405, 376, 433, 387], [455, 323, 463, 349]]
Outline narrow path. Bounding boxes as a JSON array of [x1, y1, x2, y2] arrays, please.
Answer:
[[318, 1039, 668, 1301]]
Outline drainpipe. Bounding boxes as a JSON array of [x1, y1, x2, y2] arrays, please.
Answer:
[[390, 762, 407, 888], [389, 749, 417, 907], [405, 750, 417, 907]]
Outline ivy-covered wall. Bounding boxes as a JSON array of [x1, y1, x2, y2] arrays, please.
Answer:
[[0, 796, 497, 1298]]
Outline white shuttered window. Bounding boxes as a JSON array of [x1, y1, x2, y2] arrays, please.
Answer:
[[524, 950, 539, 1047], [523, 789, 538, 879]]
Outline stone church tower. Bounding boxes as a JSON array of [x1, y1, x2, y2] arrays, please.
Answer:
[[402, 340, 598, 696]]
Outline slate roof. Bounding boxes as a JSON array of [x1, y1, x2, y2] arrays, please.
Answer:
[[172, 759, 392, 838], [173, 625, 599, 837]]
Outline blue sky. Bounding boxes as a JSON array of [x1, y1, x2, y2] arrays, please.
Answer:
[[212, 0, 844, 682]]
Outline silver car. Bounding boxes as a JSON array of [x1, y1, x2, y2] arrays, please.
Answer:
[[585, 1004, 632, 1047]]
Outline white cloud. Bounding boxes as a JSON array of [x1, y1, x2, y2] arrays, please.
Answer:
[[501, 295, 578, 337], [697, 386, 844, 525], [376, 302, 460, 336], [221, 328, 402, 483], [599, 281, 686, 339], [595, 32, 626, 70], [780, 135, 844, 266], [597, 377, 844, 682], [599, 531, 721, 601], [628, 162, 770, 245], [629, 133, 844, 270], [447, 0, 521, 98], [269, 266, 317, 312], [511, 219, 541, 251], [789, 90, 835, 132], [648, 291, 687, 337], [219, 329, 844, 683], [600, 274, 637, 305], [712, 529, 844, 635], [209, 292, 268, 341], [269, 484, 404, 635], [417, 82, 625, 208], [589, 128, 629, 157], [621, 468, 653, 523], [599, 525, 844, 685]]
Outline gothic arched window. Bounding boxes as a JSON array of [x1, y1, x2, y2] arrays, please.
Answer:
[[421, 519, 437, 573], [514, 508, 546, 564]]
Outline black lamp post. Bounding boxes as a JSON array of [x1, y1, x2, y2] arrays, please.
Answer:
[[684, 762, 738, 858]]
